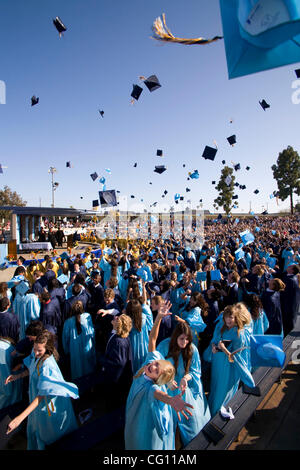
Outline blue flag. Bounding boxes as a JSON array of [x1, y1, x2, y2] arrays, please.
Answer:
[[250, 335, 286, 368]]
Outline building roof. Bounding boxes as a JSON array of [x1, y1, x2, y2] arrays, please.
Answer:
[[0, 206, 98, 217]]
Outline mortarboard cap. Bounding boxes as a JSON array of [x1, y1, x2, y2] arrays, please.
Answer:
[[295, 69, 300, 78], [90, 172, 98, 181], [130, 195, 135, 198], [53, 16, 67, 35], [227, 135, 236, 146], [212, 181, 216, 185], [154, 165, 167, 174], [31, 95, 39, 106], [234, 163, 240, 171], [180, 196, 184, 201], [99, 190, 117, 207], [131, 84, 143, 101], [232, 195, 238, 200], [202, 146, 217, 161], [134, 163, 137, 167], [234, 182, 239, 187], [164, 190, 168, 195], [246, 166, 250, 171], [92, 199, 99, 208], [99, 110, 104, 117], [254, 189, 259, 194], [186, 187, 191, 192], [183, 164, 186, 167], [222, 160, 226, 164], [143, 75, 161, 92], [66, 161, 71, 168], [259, 99, 270, 111], [156, 149, 163, 157]]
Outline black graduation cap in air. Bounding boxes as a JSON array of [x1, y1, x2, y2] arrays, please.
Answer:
[[134, 163, 137, 167], [183, 164, 186, 167], [180, 196, 184, 201], [31, 95, 39, 106], [80, 196, 83, 199], [131, 84, 143, 101], [92, 199, 99, 208], [143, 75, 161, 92], [254, 189, 259, 194], [131, 195, 135, 198], [199, 199, 203, 202], [53, 17, 67, 36], [164, 190, 168, 195], [222, 160, 226, 165], [246, 166, 250, 170], [259, 99, 270, 111], [156, 149, 163, 157], [90, 172, 98, 181], [66, 161, 71, 168], [232, 195, 238, 200], [211, 181, 216, 185], [186, 187, 191, 192], [99, 110, 104, 117], [154, 165, 167, 174], [149, 182, 152, 185], [295, 69, 300, 78], [240, 185, 246, 190], [227, 135, 236, 146], [234, 163, 241, 171], [202, 146, 217, 161], [234, 182, 239, 187]]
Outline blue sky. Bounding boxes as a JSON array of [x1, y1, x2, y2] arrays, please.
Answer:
[[0, 0, 299, 214]]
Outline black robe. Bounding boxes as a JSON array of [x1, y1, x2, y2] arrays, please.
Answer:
[[261, 290, 283, 335], [0, 311, 20, 343]]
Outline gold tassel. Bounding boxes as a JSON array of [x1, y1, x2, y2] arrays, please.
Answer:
[[152, 14, 223, 45]]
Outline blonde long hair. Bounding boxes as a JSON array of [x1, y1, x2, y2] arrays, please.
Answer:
[[134, 359, 175, 386]]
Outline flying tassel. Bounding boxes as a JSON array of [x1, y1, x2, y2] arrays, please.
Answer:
[[152, 13, 223, 45]]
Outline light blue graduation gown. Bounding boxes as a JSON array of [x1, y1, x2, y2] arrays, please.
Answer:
[[129, 313, 150, 374], [24, 352, 79, 450], [208, 325, 255, 418], [125, 350, 175, 450], [13, 291, 40, 340], [142, 302, 153, 332], [157, 338, 211, 447], [62, 313, 96, 380], [252, 310, 269, 335], [178, 305, 207, 346], [0, 339, 22, 410]]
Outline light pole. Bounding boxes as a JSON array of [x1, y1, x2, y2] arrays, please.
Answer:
[[48, 167, 59, 208]]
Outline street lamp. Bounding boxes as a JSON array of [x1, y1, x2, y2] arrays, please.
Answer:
[[48, 167, 59, 207]]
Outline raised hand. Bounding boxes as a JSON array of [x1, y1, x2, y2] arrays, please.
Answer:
[[169, 392, 193, 421]]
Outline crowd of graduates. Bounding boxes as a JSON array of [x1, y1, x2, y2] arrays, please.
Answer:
[[0, 214, 299, 450]]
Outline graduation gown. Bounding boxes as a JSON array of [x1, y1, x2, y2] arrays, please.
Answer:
[[13, 292, 40, 340], [24, 352, 79, 450], [280, 274, 300, 334], [0, 339, 22, 410], [62, 313, 96, 380], [125, 350, 175, 450], [157, 339, 211, 447], [261, 290, 283, 336], [208, 325, 255, 417], [129, 312, 150, 374], [0, 310, 20, 344], [40, 298, 61, 333]]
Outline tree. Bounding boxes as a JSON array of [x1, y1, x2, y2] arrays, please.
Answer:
[[0, 185, 27, 221], [214, 166, 236, 215], [272, 146, 300, 215]]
